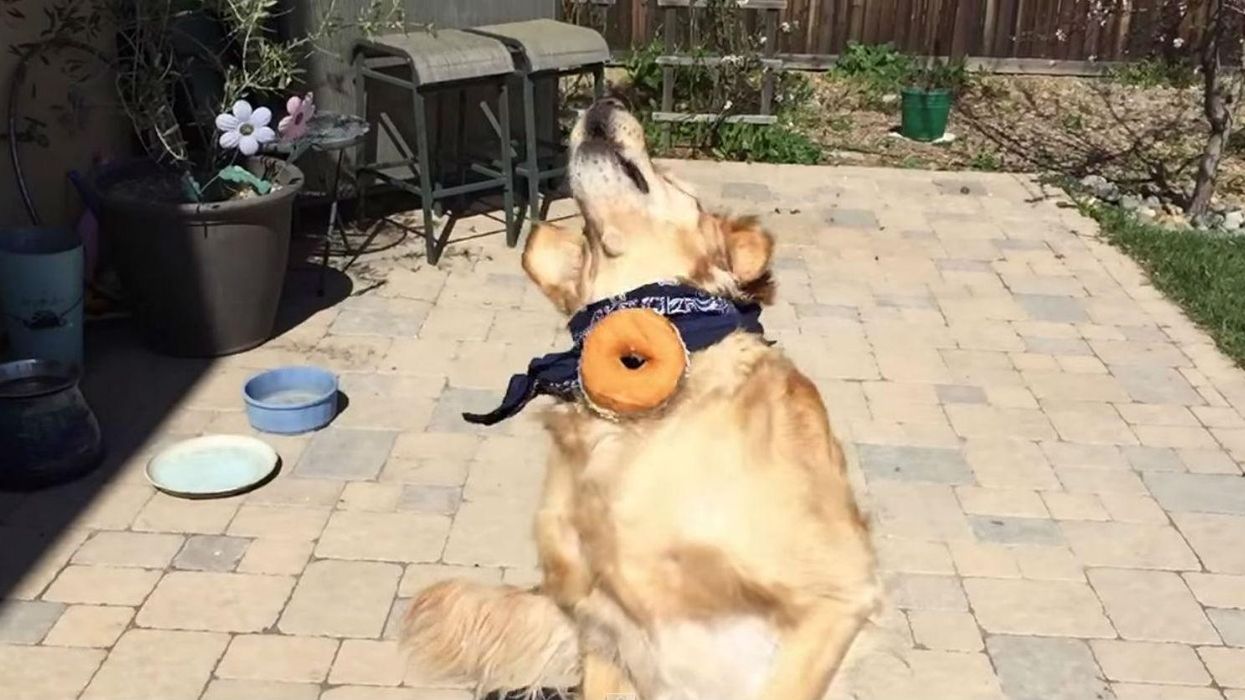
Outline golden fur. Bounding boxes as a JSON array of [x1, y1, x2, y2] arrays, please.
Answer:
[[404, 99, 878, 700]]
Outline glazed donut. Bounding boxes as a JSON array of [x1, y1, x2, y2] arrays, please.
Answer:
[[580, 308, 687, 415]]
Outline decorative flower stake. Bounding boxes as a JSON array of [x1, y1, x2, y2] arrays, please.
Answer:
[[279, 93, 316, 142], [216, 100, 276, 156]]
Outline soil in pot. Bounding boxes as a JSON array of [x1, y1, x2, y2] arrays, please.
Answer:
[[96, 157, 304, 357]]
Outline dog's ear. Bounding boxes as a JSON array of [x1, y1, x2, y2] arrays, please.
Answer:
[[522, 223, 586, 314], [722, 216, 775, 303]]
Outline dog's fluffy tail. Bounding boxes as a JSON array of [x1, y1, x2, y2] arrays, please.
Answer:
[[403, 579, 581, 693]]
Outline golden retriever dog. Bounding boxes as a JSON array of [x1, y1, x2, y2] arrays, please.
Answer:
[[404, 98, 878, 700]]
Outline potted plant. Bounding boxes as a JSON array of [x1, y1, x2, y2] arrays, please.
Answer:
[[900, 55, 965, 143], [91, 0, 403, 356]]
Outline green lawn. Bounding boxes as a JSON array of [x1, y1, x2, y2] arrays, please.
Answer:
[[1092, 205, 1245, 368]]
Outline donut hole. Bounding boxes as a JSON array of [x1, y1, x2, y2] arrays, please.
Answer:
[[620, 353, 647, 370]]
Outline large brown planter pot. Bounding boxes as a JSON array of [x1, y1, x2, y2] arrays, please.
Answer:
[[97, 157, 303, 357]]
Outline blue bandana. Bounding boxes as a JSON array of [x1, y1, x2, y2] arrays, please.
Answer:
[[462, 282, 766, 425]]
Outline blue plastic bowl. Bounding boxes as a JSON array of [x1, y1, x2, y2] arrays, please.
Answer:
[[243, 366, 339, 435]]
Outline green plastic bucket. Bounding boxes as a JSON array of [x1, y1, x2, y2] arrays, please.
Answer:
[[0, 228, 85, 369], [900, 87, 952, 142]]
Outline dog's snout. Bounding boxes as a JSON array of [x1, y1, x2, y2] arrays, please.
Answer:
[[584, 97, 624, 140]]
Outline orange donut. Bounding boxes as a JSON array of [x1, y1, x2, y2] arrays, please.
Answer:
[[580, 308, 687, 415]]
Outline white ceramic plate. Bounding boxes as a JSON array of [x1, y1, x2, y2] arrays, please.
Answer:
[[146, 435, 279, 498]]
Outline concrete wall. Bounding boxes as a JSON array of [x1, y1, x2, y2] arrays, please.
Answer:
[[1, 3, 131, 229]]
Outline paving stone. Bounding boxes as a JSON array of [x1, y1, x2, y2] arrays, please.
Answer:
[[1042, 492, 1110, 521], [969, 515, 1064, 546], [884, 573, 969, 611], [1024, 370, 1130, 403], [246, 476, 344, 507], [1041, 441, 1129, 470], [323, 688, 472, 700], [1201, 647, 1245, 688], [1098, 494, 1169, 524], [201, 679, 322, 700], [216, 634, 339, 683], [987, 635, 1113, 700], [41, 605, 133, 648], [1123, 446, 1185, 472], [172, 535, 249, 571], [907, 610, 983, 652], [1118, 404, 1200, 428], [1012, 545, 1086, 581], [936, 384, 989, 404], [956, 487, 1048, 518], [872, 537, 956, 576], [316, 510, 451, 563], [827, 207, 880, 228], [1015, 294, 1089, 323], [1179, 448, 1242, 475], [868, 481, 975, 541], [1045, 402, 1138, 445], [295, 428, 397, 479], [132, 493, 240, 534], [949, 541, 1021, 578], [427, 387, 502, 433], [82, 629, 228, 700], [1113, 366, 1205, 406], [1088, 568, 1219, 644], [964, 438, 1060, 490], [938, 258, 994, 273], [237, 538, 314, 575], [227, 504, 331, 540], [329, 639, 409, 686], [340, 482, 404, 511], [1057, 467, 1148, 495], [137, 571, 294, 632], [0, 645, 104, 700], [1024, 336, 1094, 356], [795, 303, 859, 319], [1208, 608, 1245, 646], [857, 444, 974, 485], [397, 485, 462, 515], [1061, 521, 1199, 570], [722, 181, 772, 201], [330, 300, 430, 337], [43, 565, 162, 606], [1184, 573, 1245, 609], [1091, 640, 1211, 685], [72, 531, 185, 569], [1144, 472, 1245, 515], [1174, 513, 1245, 574], [965, 578, 1114, 637], [0, 600, 64, 644], [442, 496, 540, 568], [1112, 684, 1223, 700], [279, 560, 401, 638]]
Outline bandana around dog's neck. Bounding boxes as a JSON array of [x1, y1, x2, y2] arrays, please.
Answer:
[[462, 282, 766, 426]]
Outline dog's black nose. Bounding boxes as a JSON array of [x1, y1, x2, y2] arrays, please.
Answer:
[[585, 97, 622, 139]]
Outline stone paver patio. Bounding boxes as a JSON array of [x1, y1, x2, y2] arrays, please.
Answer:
[[3, 161, 1245, 699]]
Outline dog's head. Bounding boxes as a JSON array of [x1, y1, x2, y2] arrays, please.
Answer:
[[522, 98, 775, 315]]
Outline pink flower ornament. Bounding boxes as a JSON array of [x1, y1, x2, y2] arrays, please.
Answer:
[[278, 93, 316, 142]]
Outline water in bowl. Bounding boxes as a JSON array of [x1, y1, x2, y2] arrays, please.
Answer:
[[261, 388, 325, 406]]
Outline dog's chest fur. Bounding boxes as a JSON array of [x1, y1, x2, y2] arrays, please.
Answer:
[[549, 333, 818, 698]]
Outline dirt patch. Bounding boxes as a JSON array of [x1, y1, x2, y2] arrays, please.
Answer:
[[806, 73, 1245, 205]]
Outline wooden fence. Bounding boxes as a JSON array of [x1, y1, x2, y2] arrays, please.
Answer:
[[571, 0, 1227, 62]]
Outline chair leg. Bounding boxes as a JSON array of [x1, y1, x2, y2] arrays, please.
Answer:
[[413, 90, 438, 263], [522, 74, 541, 228], [592, 64, 605, 99], [500, 80, 517, 247]]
